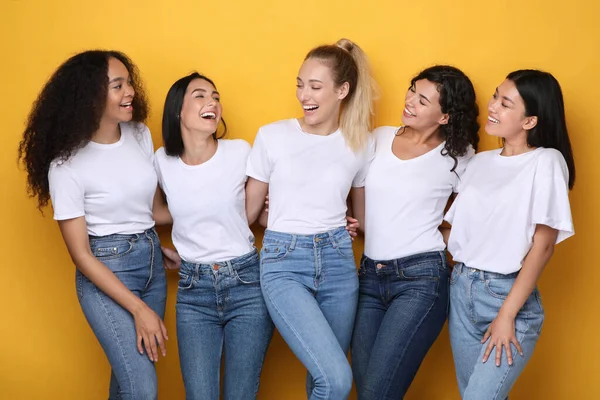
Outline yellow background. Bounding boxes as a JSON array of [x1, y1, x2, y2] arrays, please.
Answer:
[[2, 0, 598, 398]]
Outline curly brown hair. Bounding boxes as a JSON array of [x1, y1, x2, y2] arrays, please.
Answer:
[[18, 50, 149, 210]]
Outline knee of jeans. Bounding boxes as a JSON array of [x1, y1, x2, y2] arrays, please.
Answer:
[[326, 363, 353, 399], [129, 377, 158, 400]]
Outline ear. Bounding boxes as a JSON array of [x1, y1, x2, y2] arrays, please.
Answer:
[[337, 82, 350, 100], [439, 113, 449, 126], [523, 115, 538, 130]]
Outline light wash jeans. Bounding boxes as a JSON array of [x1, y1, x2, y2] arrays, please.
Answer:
[[260, 227, 359, 400], [449, 263, 544, 400], [78, 228, 167, 400]]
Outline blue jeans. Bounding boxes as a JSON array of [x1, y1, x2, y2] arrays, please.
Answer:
[[449, 263, 544, 400], [351, 251, 450, 400], [176, 249, 274, 400], [260, 227, 358, 400], [77, 228, 167, 400]]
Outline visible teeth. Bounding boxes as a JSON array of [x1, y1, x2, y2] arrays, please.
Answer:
[[404, 107, 416, 116], [121, 102, 132, 107], [303, 105, 318, 111], [201, 112, 216, 119], [488, 116, 500, 124]]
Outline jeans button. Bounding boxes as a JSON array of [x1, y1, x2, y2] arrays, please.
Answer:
[[376, 263, 384, 269]]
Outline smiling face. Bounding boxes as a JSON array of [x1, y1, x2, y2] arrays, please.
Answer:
[[179, 78, 222, 136], [296, 57, 349, 130], [401, 79, 448, 131], [485, 79, 537, 141], [102, 57, 135, 124]]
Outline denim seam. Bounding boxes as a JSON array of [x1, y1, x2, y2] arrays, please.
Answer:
[[144, 233, 155, 290], [94, 239, 135, 261], [382, 278, 440, 397], [94, 285, 136, 396], [262, 282, 330, 398], [491, 328, 526, 400]]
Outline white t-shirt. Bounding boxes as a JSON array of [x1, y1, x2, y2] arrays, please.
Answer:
[[445, 147, 574, 274], [246, 118, 374, 234], [364, 126, 474, 260], [155, 140, 255, 263], [48, 122, 157, 236]]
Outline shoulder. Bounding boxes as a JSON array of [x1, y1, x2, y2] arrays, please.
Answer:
[[372, 126, 398, 139], [535, 147, 568, 178], [222, 138, 251, 153], [258, 119, 298, 137]]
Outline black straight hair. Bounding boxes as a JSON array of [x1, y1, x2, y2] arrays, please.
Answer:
[[162, 72, 227, 156], [507, 69, 576, 189]]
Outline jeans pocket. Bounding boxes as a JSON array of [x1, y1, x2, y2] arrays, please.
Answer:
[[234, 265, 260, 285], [261, 242, 291, 264], [92, 238, 134, 261], [178, 271, 194, 290], [484, 278, 514, 299], [400, 262, 439, 280], [335, 234, 355, 259]]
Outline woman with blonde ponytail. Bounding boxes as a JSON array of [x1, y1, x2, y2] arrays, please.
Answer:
[[245, 38, 376, 400]]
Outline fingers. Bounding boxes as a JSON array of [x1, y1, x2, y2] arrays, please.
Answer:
[[504, 341, 513, 366], [137, 333, 144, 355], [495, 343, 503, 367], [148, 332, 159, 362], [346, 216, 358, 223], [155, 331, 166, 358], [481, 329, 491, 344], [142, 334, 156, 362], [482, 339, 494, 363], [160, 319, 169, 341], [512, 336, 524, 357]]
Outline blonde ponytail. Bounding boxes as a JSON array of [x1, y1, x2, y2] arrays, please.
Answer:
[[305, 38, 378, 151]]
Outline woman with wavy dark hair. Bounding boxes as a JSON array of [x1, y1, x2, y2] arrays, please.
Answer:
[[18, 50, 167, 400], [350, 65, 480, 399], [445, 70, 575, 399]]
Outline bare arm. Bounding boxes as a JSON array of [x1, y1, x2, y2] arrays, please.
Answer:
[[439, 193, 456, 246], [245, 177, 269, 226], [59, 217, 168, 361], [481, 224, 558, 366], [349, 187, 365, 234], [152, 186, 172, 226]]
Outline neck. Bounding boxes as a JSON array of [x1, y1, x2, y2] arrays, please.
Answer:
[[501, 133, 535, 156], [298, 117, 339, 136], [181, 129, 217, 165], [92, 118, 121, 144], [403, 125, 443, 146]]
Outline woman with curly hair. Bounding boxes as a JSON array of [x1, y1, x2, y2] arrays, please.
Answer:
[[350, 65, 480, 399], [18, 50, 167, 400], [446, 70, 575, 399]]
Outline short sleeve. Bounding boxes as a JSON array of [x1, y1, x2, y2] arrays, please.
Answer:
[[139, 124, 155, 160], [246, 129, 271, 183], [531, 150, 574, 244], [153, 148, 166, 189], [352, 135, 375, 187], [452, 145, 476, 193], [48, 162, 85, 221]]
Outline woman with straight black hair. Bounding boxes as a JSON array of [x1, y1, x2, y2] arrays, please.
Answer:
[[153, 72, 273, 400], [445, 69, 575, 399]]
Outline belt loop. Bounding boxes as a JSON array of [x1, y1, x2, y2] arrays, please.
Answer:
[[328, 230, 337, 248], [289, 235, 297, 251], [479, 269, 485, 281], [226, 260, 234, 275], [194, 264, 200, 280], [393, 258, 400, 275]]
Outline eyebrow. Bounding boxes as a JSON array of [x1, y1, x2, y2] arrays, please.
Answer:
[[109, 77, 125, 84], [495, 88, 514, 104], [191, 88, 220, 96], [419, 94, 431, 104], [297, 77, 323, 83]]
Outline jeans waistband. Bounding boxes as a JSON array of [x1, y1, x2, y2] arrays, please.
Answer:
[[89, 227, 158, 242], [454, 262, 520, 280], [180, 248, 259, 276], [362, 251, 446, 272], [263, 226, 349, 249]]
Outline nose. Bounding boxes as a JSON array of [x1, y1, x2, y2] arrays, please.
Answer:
[[487, 97, 497, 113], [297, 86, 309, 102], [124, 82, 134, 98]]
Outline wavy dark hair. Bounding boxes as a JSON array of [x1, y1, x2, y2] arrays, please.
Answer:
[[410, 65, 480, 171], [18, 50, 149, 210], [507, 69, 576, 189], [162, 72, 227, 156]]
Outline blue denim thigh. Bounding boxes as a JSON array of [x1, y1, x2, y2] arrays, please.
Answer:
[[449, 263, 544, 400], [176, 249, 273, 400], [351, 251, 449, 399], [260, 227, 357, 400], [77, 228, 166, 400]]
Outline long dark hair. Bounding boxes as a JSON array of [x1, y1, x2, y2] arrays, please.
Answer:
[[410, 65, 480, 171], [18, 50, 149, 210], [507, 69, 576, 189], [162, 72, 227, 156]]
